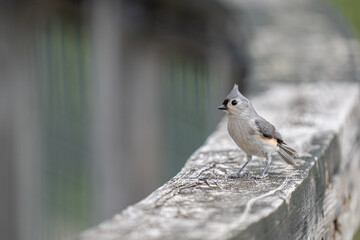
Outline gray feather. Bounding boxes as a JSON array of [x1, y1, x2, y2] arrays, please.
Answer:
[[278, 147, 296, 165], [255, 118, 276, 138], [279, 144, 297, 157]]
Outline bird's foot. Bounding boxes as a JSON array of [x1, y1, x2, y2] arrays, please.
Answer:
[[228, 171, 250, 179], [251, 173, 268, 180]]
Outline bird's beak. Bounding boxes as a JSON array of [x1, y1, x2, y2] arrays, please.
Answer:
[[218, 105, 229, 110]]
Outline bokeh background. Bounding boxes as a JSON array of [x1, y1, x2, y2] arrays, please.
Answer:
[[0, 0, 358, 240]]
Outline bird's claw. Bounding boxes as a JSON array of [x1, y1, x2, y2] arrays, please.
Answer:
[[251, 173, 268, 180], [228, 171, 250, 179]]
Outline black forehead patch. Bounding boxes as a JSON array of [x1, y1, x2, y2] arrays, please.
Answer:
[[223, 99, 229, 106]]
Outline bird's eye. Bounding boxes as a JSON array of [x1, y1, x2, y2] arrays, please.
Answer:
[[231, 100, 237, 106]]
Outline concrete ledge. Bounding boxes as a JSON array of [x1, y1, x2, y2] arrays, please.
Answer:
[[78, 82, 360, 239]]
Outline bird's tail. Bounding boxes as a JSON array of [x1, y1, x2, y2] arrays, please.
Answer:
[[277, 143, 297, 165]]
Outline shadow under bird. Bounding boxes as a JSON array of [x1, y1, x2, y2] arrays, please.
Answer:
[[218, 84, 297, 178]]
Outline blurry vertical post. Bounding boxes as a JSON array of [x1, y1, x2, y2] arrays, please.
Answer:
[[90, 0, 126, 223], [34, 10, 93, 240], [11, 2, 94, 239]]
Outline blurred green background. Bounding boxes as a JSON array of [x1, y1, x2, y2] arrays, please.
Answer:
[[331, 0, 360, 38]]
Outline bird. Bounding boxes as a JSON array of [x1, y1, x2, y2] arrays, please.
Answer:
[[218, 84, 297, 178]]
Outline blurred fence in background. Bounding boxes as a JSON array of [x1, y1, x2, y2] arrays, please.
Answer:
[[0, 0, 248, 239]]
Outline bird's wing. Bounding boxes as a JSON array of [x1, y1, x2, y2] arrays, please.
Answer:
[[274, 131, 284, 143], [255, 117, 283, 143]]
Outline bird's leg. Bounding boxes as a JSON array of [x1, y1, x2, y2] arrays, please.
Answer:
[[262, 153, 272, 176], [236, 155, 252, 177], [252, 153, 272, 179]]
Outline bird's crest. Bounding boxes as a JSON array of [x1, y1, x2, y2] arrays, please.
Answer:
[[226, 84, 245, 100]]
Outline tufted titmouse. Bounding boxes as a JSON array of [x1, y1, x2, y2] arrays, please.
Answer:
[[218, 84, 297, 178]]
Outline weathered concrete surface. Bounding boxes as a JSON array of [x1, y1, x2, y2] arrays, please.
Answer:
[[78, 82, 360, 240]]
